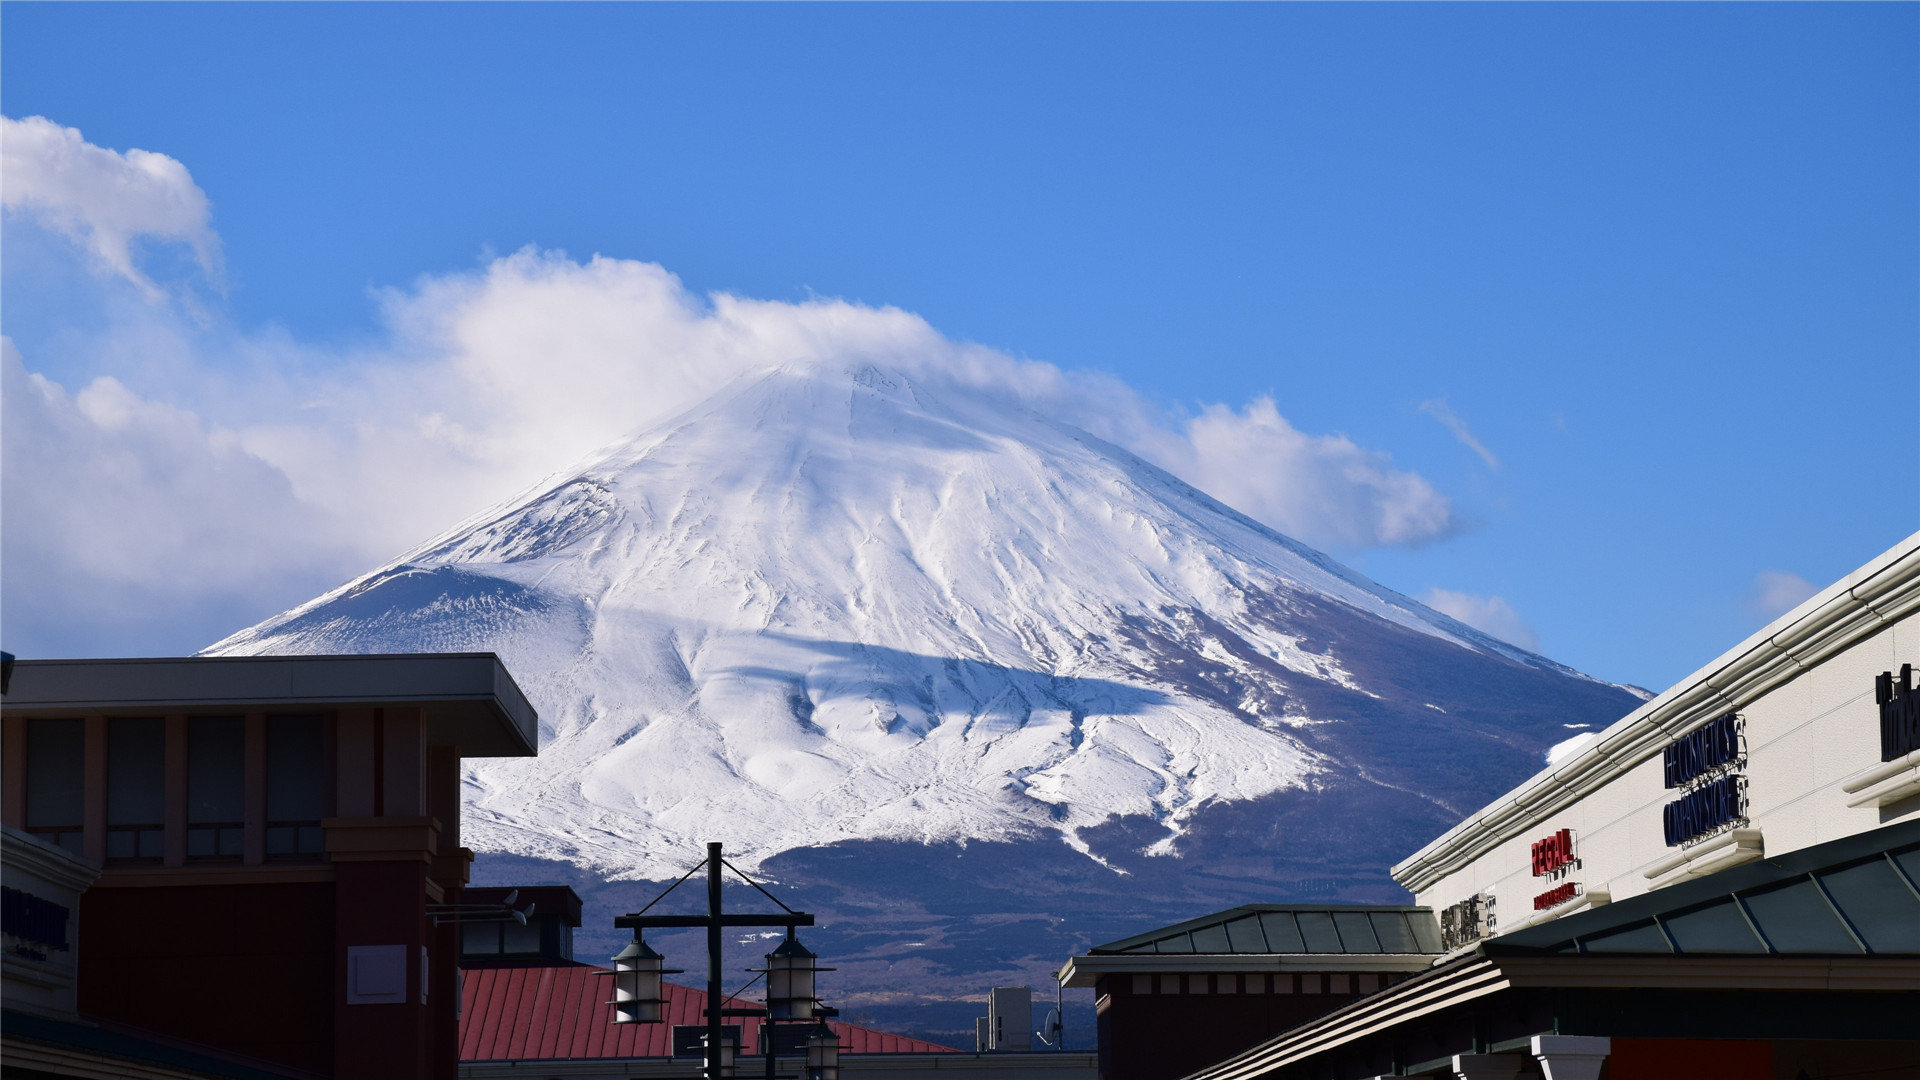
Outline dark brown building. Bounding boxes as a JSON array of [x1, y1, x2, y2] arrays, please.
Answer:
[[1060, 905, 1444, 1080], [1, 653, 538, 1080]]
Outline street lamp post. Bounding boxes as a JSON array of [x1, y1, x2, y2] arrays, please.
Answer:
[[611, 842, 831, 1080]]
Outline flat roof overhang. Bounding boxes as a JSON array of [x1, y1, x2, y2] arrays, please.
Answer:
[[2, 653, 538, 758], [1060, 953, 1438, 988], [1178, 953, 1920, 1080]]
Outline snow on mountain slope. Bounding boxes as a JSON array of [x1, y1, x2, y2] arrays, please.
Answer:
[[206, 363, 1633, 881]]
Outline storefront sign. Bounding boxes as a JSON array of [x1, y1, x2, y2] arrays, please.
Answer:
[[1531, 828, 1576, 877], [1440, 893, 1494, 951], [1532, 882, 1580, 911], [1663, 711, 1741, 788], [1662, 772, 1745, 846], [1529, 828, 1581, 911], [1878, 664, 1919, 762]]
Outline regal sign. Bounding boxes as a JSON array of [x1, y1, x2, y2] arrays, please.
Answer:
[[1529, 828, 1581, 911], [1530, 828, 1576, 877], [1878, 664, 1919, 762]]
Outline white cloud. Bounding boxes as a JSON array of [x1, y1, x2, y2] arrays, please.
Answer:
[[1418, 587, 1541, 652], [1418, 398, 1499, 470], [1132, 398, 1455, 550], [2, 121, 1466, 655], [1, 115, 222, 301], [1749, 570, 1819, 620], [1, 338, 355, 654]]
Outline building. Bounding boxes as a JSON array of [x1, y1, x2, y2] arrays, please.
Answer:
[[1060, 906, 1444, 1080], [1, 653, 539, 1080], [1142, 533, 1920, 1079]]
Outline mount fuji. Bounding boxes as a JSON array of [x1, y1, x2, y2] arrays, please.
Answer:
[[206, 363, 1641, 1041]]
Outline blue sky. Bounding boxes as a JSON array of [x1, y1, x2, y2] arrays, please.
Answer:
[[2, 3, 1914, 690]]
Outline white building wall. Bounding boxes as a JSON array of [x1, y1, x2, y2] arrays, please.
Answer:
[[1393, 532, 1920, 940]]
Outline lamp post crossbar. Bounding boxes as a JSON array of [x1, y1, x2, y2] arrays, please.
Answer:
[[615, 913, 815, 929]]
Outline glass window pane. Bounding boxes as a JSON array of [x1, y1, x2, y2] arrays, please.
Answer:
[[1741, 880, 1861, 953], [1152, 932, 1193, 954], [1189, 924, 1231, 953], [188, 717, 245, 824], [462, 920, 499, 955], [1578, 920, 1672, 953], [1333, 912, 1381, 953], [1370, 914, 1419, 954], [1661, 900, 1766, 954], [188, 828, 216, 856], [1408, 914, 1443, 953], [266, 825, 296, 854], [1817, 859, 1920, 954], [1258, 912, 1306, 953], [1297, 912, 1343, 953], [1223, 915, 1269, 953], [107, 718, 164, 827], [25, 719, 84, 829], [266, 716, 324, 822], [503, 919, 540, 954]]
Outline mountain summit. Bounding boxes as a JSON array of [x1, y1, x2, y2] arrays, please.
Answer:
[[208, 363, 1637, 888]]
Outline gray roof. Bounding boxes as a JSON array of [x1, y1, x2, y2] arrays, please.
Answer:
[[1, 653, 538, 758], [1489, 818, 1920, 956], [1092, 905, 1444, 956]]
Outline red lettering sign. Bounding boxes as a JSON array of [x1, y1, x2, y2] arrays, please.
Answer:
[[1531, 828, 1575, 877], [1533, 882, 1579, 911]]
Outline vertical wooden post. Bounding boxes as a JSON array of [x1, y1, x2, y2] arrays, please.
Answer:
[[245, 711, 267, 865], [83, 715, 107, 863], [1, 717, 25, 828], [165, 713, 188, 866]]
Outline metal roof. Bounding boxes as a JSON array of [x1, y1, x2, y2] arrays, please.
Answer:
[[1488, 819, 1920, 957], [459, 967, 956, 1061], [1, 654, 537, 758], [1090, 905, 1443, 956]]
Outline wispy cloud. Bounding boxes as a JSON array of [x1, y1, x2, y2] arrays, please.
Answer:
[[1419, 587, 1540, 652], [1, 115, 222, 304], [1749, 570, 1819, 620], [1418, 398, 1499, 470]]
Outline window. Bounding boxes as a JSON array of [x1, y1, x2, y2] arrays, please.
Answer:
[[459, 918, 547, 958], [25, 720, 84, 855], [265, 715, 325, 857], [187, 717, 245, 859], [106, 718, 165, 860]]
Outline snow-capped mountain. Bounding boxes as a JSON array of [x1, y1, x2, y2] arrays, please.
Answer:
[[207, 363, 1639, 892]]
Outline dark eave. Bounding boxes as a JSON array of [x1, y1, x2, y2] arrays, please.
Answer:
[[1, 654, 538, 758]]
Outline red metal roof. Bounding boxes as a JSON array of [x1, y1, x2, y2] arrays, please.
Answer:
[[460, 965, 957, 1061]]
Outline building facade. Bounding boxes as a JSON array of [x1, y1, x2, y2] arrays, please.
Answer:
[[1165, 533, 1920, 1080], [1, 653, 539, 1080]]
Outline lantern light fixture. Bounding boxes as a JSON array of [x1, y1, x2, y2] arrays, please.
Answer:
[[608, 934, 680, 1024], [761, 932, 834, 1022], [804, 1021, 841, 1080], [705, 1030, 738, 1079]]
